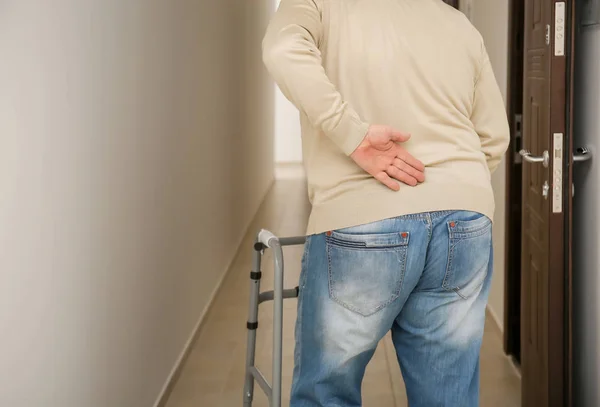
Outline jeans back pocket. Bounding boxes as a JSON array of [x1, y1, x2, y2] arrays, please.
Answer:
[[326, 230, 409, 316], [443, 215, 492, 299]]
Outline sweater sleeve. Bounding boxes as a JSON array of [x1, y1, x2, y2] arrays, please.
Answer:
[[471, 48, 511, 174], [262, 0, 370, 156]]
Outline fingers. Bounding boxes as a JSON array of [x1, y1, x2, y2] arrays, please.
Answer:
[[386, 164, 418, 186], [396, 149, 425, 173], [393, 158, 425, 183], [374, 171, 400, 191]]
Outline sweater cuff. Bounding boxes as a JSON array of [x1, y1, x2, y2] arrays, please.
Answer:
[[328, 109, 370, 156]]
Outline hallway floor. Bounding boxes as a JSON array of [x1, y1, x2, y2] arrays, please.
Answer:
[[164, 178, 522, 407]]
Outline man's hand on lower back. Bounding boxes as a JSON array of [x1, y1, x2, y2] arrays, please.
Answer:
[[350, 125, 426, 191]]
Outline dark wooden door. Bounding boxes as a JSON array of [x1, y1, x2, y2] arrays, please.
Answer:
[[520, 0, 574, 406]]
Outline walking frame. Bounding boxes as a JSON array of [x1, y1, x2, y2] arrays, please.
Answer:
[[243, 229, 306, 407]]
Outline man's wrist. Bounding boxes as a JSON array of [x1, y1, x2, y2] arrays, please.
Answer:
[[349, 126, 372, 157]]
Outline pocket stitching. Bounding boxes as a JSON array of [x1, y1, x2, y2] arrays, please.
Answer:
[[328, 231, 409, 249], [442, 232, 491, 299], [448, 217, 492, 239], [450, 225, 492, 240], [326, 240, 408, 316]]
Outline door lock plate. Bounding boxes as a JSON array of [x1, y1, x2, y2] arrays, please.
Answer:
[[555, 2, 566, 56], [553, 133, 563, 213]]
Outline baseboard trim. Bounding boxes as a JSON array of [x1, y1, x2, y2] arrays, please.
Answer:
[[153, 176, 276, 407], [152, 270, 228, 407], [508, 355, 522, 379], [486, 305, 504, 336]]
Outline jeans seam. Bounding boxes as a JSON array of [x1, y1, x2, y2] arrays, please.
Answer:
[[443, 240, 455, 290], [425, 213, 433, 242], [295, 236, 312, 380], [392, 210, 454, 222]]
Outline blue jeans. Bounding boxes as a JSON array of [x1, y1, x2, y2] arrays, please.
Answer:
[[291, 211, 493, 407]]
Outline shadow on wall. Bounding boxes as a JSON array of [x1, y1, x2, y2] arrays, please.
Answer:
[[572, 20, 600, 407]]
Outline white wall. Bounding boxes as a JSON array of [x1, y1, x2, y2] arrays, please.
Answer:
[[275, 88, 303, 163], [464, 0, 510, 331], [0, 1, 274, 407], [273, 0, 303, 164]]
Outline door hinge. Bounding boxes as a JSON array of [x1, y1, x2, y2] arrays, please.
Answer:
[[546, 24, 551, 45]]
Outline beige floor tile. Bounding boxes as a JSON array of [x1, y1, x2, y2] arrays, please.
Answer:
[[165, 179, 521, 407]]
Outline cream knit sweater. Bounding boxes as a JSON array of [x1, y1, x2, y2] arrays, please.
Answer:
[[263, 0, 510, 235]]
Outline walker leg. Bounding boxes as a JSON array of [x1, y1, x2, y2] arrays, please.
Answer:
[[243, 241, 263, 407], [271, 241, 284, 407]]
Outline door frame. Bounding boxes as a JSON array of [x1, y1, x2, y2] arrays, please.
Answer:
[[504, 0, 525, 363], [546, 1, 574, 404]]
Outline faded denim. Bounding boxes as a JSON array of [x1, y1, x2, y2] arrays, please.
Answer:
[[291, 211, 494, 407]]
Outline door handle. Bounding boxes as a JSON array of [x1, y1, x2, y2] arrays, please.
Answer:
[[519, 149, 550, 168], [573, 147, 593, 162]]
